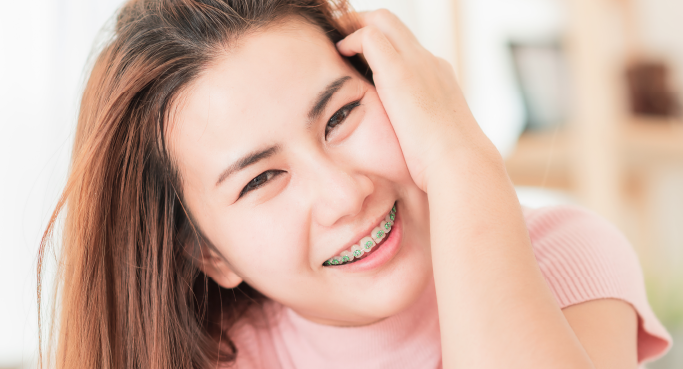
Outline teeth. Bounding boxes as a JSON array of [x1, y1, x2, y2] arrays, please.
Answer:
[[385, 214, 394, 225], [361, 236, 376, 251], [351, 244, 364, 258], [340, 251, 353, 263], [370, 228, 385, 242], [325, 204, 397, 266]]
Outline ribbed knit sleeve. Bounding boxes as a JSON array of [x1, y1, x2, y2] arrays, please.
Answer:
[[524, 205, 672, 365]]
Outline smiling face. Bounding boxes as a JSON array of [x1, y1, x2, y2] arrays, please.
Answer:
[[169, 19, 432, 326]]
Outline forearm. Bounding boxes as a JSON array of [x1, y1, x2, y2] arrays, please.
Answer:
[[427, 148, 594, 369]]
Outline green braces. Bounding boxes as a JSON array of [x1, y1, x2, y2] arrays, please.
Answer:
[[325, 204, 397, 266]]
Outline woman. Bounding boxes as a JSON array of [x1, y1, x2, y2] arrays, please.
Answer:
[[38, 0, 671, 368]]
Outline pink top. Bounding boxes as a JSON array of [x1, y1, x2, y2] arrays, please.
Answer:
[[227, 205, 672, 368]]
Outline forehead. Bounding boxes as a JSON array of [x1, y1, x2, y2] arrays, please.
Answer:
[[170, 19, 351, 184], [176, 19, 344, 127]]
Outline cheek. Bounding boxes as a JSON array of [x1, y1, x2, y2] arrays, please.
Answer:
[[207, 202, 309, 279], [352, 92, 411, 182]]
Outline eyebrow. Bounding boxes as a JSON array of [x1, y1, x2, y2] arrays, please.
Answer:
[[215, 76, 351, 188], [307, 76, 352, 125], [215, 145, 281, 187]]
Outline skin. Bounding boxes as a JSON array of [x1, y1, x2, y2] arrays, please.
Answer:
[[170, 19, 432, 326], [169, 11, 638, 369]]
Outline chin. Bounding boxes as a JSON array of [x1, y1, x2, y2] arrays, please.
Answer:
[[317, 269, 432, 326], [357, 190, 433, 318], [349, 241, 433, 323], [372, 265, 432, 317], [307, 238, 433, 326]]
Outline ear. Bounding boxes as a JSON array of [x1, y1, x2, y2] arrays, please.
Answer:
[[196, 243, 243, 289]]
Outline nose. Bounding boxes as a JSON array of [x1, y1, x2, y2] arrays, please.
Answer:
[[307, 157, 374, 227]]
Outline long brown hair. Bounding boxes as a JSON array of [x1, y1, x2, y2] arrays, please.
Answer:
[[37, 1, 367, 367]]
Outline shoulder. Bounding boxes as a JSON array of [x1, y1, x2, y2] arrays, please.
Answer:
[[523, 204, 638, 308], [523, 205, 672, 364]]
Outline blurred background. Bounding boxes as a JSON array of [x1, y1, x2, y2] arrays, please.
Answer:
[[0, 0, 681, 368]]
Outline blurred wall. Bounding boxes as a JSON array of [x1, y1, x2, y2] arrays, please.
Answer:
[[635, 0, 683, 99]]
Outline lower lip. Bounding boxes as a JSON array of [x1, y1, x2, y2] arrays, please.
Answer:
[[332, 209, 403, 272]]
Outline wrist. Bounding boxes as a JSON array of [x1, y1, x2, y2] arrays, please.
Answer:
[[423, 143, 506, 195]]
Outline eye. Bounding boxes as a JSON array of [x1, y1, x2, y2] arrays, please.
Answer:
[[325, 100, 361, 138], [239, 170, 284, 198]]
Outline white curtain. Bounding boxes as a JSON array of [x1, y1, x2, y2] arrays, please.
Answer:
[[0, 1, 125, 367]]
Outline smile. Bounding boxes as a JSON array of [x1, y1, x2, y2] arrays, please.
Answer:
[[323, 203, 397, 266]]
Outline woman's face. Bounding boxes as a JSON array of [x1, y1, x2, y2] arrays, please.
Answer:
[[170, 19, 432, 326]]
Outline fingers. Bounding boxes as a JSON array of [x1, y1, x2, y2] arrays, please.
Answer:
[[336, 25, 407, 78], [435, 57, 456, 77], [337, 8, 428, 82], [359, 9, 420, 53], [337, 8, 427, 79]]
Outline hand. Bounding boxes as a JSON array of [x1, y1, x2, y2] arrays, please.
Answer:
[[336, 9, 500, 192], [341, 12, 598, 369]]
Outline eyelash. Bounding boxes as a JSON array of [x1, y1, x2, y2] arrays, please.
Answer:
[[238, 100, 361, 198], [325, 100, 361, 138], [239, 170, 284, 198]]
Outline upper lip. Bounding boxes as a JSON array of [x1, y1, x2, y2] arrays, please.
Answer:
[[326, 205, 393, 260]]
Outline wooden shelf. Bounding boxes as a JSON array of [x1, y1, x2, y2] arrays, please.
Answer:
[[504, 128, 573, 189], [622, 117, 683, 162], [505, 118, 683, 191]]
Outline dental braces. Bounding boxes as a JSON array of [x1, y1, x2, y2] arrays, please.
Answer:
[[324, 204, 396, 266]]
